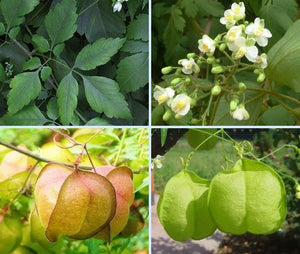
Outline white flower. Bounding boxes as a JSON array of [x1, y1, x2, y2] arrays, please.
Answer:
[[228, 37, 258, 62], [113, 2, 122, 12], [245, 18, 272, 47], [198, 35, 215, 54], [153, 86, 175, 105], [171, 94, 191, 116], [152, 155, 165, 169], [226, 26, 243, 42], [231, 2, 245, 21], [232, 104, 250, 121], [220, 10, 236, 26], [178, 58, 198, 74], [256, 53, 267, 69]]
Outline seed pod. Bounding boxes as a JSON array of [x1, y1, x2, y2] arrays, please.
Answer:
[[208, 158, 287, 235], [34, 164, 116, 242], [157, 170, 217, 241], [0, 215, 22, 254], [95, 166, 134, 242]]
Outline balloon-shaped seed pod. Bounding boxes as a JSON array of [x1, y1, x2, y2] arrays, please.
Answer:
[[208, 158, 287, 235], [157, 170, 217, 242], [0, 215, 22, 254], [94, 166, 134, 242], [34, 164, 116, 242]]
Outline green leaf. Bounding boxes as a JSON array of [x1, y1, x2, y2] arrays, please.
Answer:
[[161, 129, 168, 146], [127, 0, 142, 20], [197, 0, 224, 17], [0, 106, 47, 125], [45, 0, 78, 45], [117, 52, 148, 92], [121, 40, 148, 53], [0, 22, 5, 35], [260, 0, 297, 49], [57, 73, 79, 126], [7, 72, 41, 114], [260, 105, 296, 125], [127, 14, 148, 41], [82, 76, 131, 119], [0, 0, 39, 29], [77, 0, 125, 43], [180, 0, 201, 18], [53, 43, 65, 57], [23, 57, 41, 71], [32, 34, 50, 53], [74, 38, 125, 71], [267, 20, 300, 92], [46, 98, 58, 121], [40, 66, 52, 81], [85, 117, 110, 126], [8, 26, 20, 39]]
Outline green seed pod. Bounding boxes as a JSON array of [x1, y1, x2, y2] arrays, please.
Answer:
[[211, 85, 221, 96], [157, 170, 217, 241], [257, 73, 266, 83], [161, 66, 173, 75], [171, 78, 182, 85], [219, 43, 227, 52], [211, 66, 224, 74], [208, 158, 287, 235], [162, 110, 172, 122]]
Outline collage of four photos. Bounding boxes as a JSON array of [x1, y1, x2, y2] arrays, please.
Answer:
[[0, 0, 300, 253]]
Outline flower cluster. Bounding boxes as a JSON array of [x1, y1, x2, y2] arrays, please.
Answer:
[[112, 0, 128, 12], [154, 2, 272, 123]]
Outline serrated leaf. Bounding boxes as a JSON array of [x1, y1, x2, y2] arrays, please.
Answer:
[[57, 73, 79, 125], [0, 0, 39, 29], [32, 34, 50, 53], [0, 106, 47, 125], [23, 57, 41, 71], [117, 52, 148, 92], [127, 14, 148, 41], [180, 0, 201, 18], [77, 0, 125, 43], [82, 76, 131, 119], [127, 0, 142, 20], [121, 40, 148, 53], [45, 0, 78, 46], [8, 72, 41, 114], [74, 38, 125, 70], [198, 0, 224, 17], [40, 66, 52, 81], [267, 20, 300, 92]]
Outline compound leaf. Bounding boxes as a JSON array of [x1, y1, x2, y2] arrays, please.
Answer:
[[127, 14, 149, 41], [83, 76, 131, 119]]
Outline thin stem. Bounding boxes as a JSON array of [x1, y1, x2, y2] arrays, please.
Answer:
[[12, 39, 31, 57], [258, 144, 298, 161], [114, 129, 128, 166], [84, 144, 96, 173]]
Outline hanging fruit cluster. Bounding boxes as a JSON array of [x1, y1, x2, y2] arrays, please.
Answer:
[[157, 158, 287, 241], [33, 163, 134, 243]]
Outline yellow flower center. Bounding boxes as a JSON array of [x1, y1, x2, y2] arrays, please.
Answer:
[[158, 94, 168, 104], [228, 31, 236, 40], [174, 100, 186, 111], [233, 6, 241, 15], [225, 13, 234, 23], [254, 27, 264, 36], [202, 43, 209, 52], [185, 62, 193, 70], [236, 47, 246, 58]]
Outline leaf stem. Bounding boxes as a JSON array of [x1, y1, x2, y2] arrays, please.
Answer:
[[114, 129, 127, 166]]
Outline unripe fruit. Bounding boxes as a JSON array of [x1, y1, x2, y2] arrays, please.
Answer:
[[187, 53, 196, 58], [34, 164, 116, 242], [0, 215, 22, 254], [257, 73, 266, 83], [157, 170, 217, 241], [162, 110, 172, 122], [95, 166, 134, 242], [238, 82, 247, 91], [219, 43, 226, 52], [208, 158, 287, 235], [161, 66, 173, 75]]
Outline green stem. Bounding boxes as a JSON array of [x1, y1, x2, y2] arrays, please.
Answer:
[[114, 129, 128, 166], [258, 144, 298, 161]]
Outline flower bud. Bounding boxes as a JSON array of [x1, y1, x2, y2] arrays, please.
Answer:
[[238, 82, 247, 91], [257, 73, 266, 83], [230, 100, 238, 111], [207, 57, 215, 64], [211, 85, 221, 96], [161, 66, 173, 75], [296, 185, 300, 192], [162, 110, 172, 122], [185, 78, 191, 84], [211, 66, 225, 74], [296, 192, 300, 199], [187, 53, 196, 58], [254, 69, 260, 75], [219, 43, 227, 52], [190, 98, 197, 107], [171, 78, 182, 85], [175, 114, 184, 119]]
